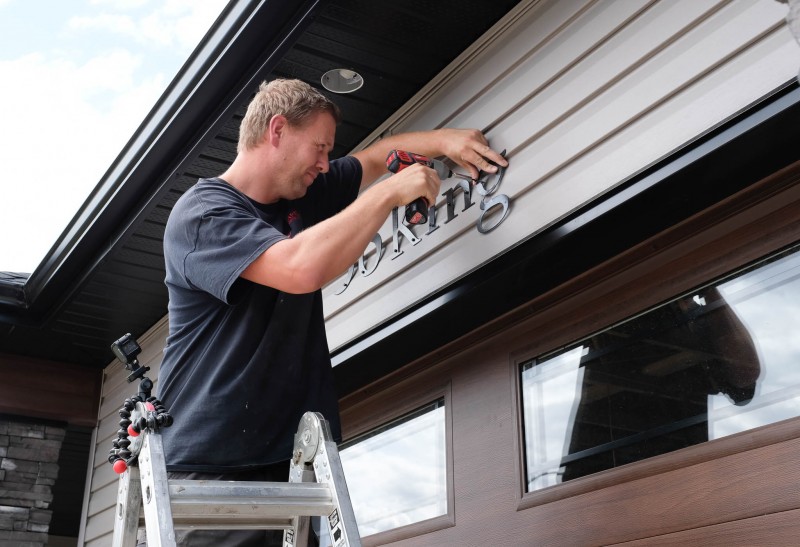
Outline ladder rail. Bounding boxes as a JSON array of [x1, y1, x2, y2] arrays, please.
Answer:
[[138, 432, 177, 546], [112, 466, 142, 547], [312, 437, 360, 546], [287, 412, 361, 547]]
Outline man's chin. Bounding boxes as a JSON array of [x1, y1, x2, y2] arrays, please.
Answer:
[[290, 185, 309, 200]]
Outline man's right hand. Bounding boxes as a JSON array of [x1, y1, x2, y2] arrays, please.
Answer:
[[381, 162, 443, 211]]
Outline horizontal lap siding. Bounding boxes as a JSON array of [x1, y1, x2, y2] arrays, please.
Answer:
[[322, 0, 797, 354]]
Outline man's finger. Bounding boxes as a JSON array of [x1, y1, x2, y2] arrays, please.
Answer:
[[477, 145, 508, 167]]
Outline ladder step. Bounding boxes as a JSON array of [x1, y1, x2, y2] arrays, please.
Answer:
[[143, 480, 335, 530], [113, 412, 361, 545]]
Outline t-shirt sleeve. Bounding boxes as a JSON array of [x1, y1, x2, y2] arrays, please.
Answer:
[[166, 159, 362, 304], [301, 155, 362, 223], [168, 182, 286, 303]]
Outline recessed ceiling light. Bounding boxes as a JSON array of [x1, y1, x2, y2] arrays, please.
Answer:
[[321, 68, 364, 93]]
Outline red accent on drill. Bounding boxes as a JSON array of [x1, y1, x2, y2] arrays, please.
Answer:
[[385, 149, 452, 224]]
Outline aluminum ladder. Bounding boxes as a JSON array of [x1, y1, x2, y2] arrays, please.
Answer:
[[111, 409, 361, 547]]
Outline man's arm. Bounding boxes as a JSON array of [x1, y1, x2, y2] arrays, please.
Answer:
[[351, 128, 508, 189], [242, 127, 507, 294], [241, 163, 440, 294]]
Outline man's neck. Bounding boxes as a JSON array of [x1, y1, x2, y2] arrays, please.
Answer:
[[220, 152, 281, 204]]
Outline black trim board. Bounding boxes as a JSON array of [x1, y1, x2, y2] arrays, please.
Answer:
[[332, 82, 800, 397]]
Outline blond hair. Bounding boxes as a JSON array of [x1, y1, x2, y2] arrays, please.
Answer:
[[238, 79, 341, 152]]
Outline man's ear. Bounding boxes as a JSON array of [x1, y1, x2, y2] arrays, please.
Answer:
[[267, 115, 288, 145]]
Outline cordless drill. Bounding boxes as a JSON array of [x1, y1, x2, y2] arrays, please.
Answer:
[[385, 150, 464, 224]]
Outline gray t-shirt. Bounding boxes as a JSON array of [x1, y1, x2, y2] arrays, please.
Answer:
[[158, 156, 361, 471]]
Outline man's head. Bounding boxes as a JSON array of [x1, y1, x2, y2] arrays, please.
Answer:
[[238, 78, 341, 153]]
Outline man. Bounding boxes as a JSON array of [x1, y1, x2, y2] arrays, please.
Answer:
[[155, 78, 506, 545]]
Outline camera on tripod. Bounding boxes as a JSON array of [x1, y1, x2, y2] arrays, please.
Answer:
[[107, 333, 172, 475], [111, 333, 152, 397]]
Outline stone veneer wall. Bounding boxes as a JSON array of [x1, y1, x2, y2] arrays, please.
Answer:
[[0, 417, 64, 547]]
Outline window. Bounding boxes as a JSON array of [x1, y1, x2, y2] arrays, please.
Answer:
[[339, 399, 447, 536], [520, 245, 800, 492]]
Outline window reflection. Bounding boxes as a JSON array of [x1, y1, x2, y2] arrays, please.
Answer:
[[522, 246, 800, 492], [339, 399, 447, 536]]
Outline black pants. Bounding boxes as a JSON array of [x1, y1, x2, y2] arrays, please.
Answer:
[[136, 461, 316, 547]]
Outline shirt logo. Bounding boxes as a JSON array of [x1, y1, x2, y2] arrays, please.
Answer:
[[286, 209, 302, 237]]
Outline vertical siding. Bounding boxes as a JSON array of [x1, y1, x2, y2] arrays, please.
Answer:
[[322, 0, 797, 354], [80, 318, 168, 546]]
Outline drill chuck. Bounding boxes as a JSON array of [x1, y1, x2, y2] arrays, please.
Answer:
[[429, 159, 452, 181]]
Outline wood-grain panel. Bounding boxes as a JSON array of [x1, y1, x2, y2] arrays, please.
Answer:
[[518, 436, 800, 545], [613, 507, 800, 546], [340, 173, 800, 544], [0, 354, 101, 427]]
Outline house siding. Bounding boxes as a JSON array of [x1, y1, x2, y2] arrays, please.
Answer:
[[322, 0, 796, 353], [79, 0, 799, 543]]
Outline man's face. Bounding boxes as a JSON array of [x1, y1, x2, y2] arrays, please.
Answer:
[[277, 111, 336, 200]]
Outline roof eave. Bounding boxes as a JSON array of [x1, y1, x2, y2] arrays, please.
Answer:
[[0, 0, 322, 325]]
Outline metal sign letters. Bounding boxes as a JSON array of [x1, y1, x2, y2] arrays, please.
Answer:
[[334, 164, 510, 296]]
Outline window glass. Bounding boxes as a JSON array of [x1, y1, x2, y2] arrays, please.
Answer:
[[339, 399, 447, 536], [521, 245, 800, 492]]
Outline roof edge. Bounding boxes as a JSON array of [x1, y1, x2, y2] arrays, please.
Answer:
[[0, 0, 320, 325]]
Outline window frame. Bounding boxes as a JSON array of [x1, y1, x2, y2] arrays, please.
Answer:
[[510, 160, 800, 510], [339, 380, 455, 545]]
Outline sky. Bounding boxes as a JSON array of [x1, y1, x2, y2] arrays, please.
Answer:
[[0, 0, 229, 274]]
